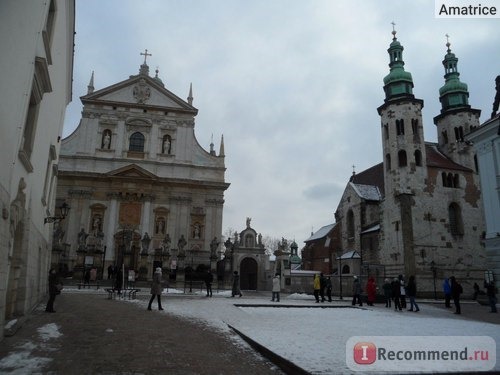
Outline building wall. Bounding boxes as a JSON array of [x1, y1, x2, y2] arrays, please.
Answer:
[[0, 0, 74, 339]]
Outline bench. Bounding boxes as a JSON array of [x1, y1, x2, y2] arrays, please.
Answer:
[[105, 288, 140, 300], [77, 282, 100, 290]]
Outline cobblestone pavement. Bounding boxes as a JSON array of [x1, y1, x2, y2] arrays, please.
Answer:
[[0, 292, 283, 375]]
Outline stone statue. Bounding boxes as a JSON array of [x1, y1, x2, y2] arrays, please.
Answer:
[[92, 215, 101, 236], [78, 228, 88, 250], [96, 230, 105, 249], [224, 238, 233, 259], [53, 223, 65, 247], [163, 136, 171, 154], [141, 232, 151, 253], [193, 223, 200, 239], [162, 233, 171, 254], [177, 234, 187, 256], [210, 236, 220, 257], [258, 233, 262, 246], [246, 217, 251, 228], [102, 131, 111, 149], [492, 75, 500, 118]]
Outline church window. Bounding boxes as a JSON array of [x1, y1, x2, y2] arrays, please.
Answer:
[[398, 150, 407, 167], [448, 202, 464, 236], [129, 132, 145, 152], [453, 174, 460, 188], [414, 150, 422, 167], [342, 264, 350, 274], [347, 210, 355, 241], [454, 126, 464, 142], [447, 173, 453, 187], [396, 119, 405, 135], [474, 155, 479, 173], [385, 154, 391, 171], [384, 124, 389, 140], [442, 130, 448, 145], [442, 172, 448, 187], [360, 205, 366, 226], [411, 119, 418, 135]]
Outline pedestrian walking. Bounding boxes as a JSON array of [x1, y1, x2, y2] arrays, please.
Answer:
[[313, 274, 321, 303], [271, 273, 280, 302], [391, 277, 402, 311], [147, 267, 164, 311], [443, 277, 452, 308], [485, 281, 497, 313], [383, 278, 392, 308], [406, 275, 420, 312], [325, 276, 333, 302], [231, 271, 243, 297], [366, 277, 376, 306], [473, 282, 480, 300], [450, 276, 463, 314], [83, 268, 90, 286], [114, 267, 123, 295], [205, 270, 213, 297], [399, 275, 407, 309], [45, 269, 61, 313], [319, 273, 326, 302], [107, 264, 113, 280], [352, 276, 362, 306]]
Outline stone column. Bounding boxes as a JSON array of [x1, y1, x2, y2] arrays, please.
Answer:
[[104, 194, 118, 262]]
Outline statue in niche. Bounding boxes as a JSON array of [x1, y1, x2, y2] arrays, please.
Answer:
[[210, 237, 220, 257], [177, 234, 187, 256], [155, 217, 165, 234], [92, 215, 102, 236], [102, 130, 111, 149], [162, 135, 171, 154], [141, 232, 151, 253], [193, 223, 201, 239], [96, 230, 105, 249]]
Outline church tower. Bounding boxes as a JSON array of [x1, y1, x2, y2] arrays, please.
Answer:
[[433, 37, 480, 170], [377, 26, 426, 278], [377, 26, 427, 198]]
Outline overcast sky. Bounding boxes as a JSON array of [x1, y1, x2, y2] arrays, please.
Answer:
[[62, 0, 500, 248]]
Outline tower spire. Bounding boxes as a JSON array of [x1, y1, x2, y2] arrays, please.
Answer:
[[187, 82, 193, 105], [87, 71, 94, 94], [219, 134, 225, 157]]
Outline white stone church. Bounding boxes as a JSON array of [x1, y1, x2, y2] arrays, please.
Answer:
[[54, 54, 229, 280]]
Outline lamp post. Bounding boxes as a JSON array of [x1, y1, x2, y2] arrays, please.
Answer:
[[338, 251, 343, 300], [44, 202, 70, 224], [430, 261, 437, 300]]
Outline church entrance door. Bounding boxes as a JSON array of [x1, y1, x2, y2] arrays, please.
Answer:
[[240, 257, 258, 290]]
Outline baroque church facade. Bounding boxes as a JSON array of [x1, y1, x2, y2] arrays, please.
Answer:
[[54, 55, 229, 280], [334, 30, 487, 296]]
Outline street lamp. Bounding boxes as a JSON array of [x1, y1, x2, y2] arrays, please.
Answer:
[[44, 202, 70, 224]]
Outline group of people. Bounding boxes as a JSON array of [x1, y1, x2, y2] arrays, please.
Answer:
[[379, 275, 420, 311], [352, 275, 381, 307], [313, 273, 333, 303]]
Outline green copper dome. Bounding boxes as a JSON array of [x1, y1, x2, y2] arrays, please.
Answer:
[[382, 29, 414, 101], [438, 39, 470, 113]]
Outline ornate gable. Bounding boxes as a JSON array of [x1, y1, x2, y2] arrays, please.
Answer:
[[107, 164, 158, 180]]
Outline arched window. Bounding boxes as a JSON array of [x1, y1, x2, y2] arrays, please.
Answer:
[[454, 126, 464, 142], [129, 132, 145, 152], [447, 173, 453, 187], [442, 130, 448, 145], [442, 172, 448, 187], [398, 150, 407, 167], [453, 174, 460, 188], [384, 124, 389, 140], [396, 119, 405, 136], [448, 202, 464, 236], [347, 210, 355, 241], [342, 264, 350, 274], [414, 150, 422, 167], [411, 119, 418, 135], [386, 154, 391, 171]]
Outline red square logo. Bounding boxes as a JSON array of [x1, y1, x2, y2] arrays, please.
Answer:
[[353, 342, 377, 365]]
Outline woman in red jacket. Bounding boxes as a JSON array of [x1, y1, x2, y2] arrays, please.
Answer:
[[366, 277, 377, 306]]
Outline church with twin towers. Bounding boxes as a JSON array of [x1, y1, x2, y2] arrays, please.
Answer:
[[332, 27, 487, 295]]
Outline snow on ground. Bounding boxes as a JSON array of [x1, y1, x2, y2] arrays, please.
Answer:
[[128, 288, 500, 374], [0, 323, 61, 374]]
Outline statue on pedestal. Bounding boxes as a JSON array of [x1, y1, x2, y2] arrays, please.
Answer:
[[78, 228, 88, 251], [162, 233, 171, 255], [177, 234, 187, 257], [210, 237, 220, 257], [141, 232, 151, 254]]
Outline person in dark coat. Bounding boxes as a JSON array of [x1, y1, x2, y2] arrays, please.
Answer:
[[231, 271, 242, 297], [107, 264, 113, 280], [83, 268, 90, 286], [443, 278, 452, 308], [473, 282, 480, 300], [325, 276, 332, 302], [450, 276, 463, 314], [45, 269, 60, 313], [391, 277, 402, 311], [366, 277, 376, 306], [382, 278, 392, 308], [406, 275, 420, 312], [485, 281, 497, 313], [352, 276, 362, 306], [319, 273, 326, 302], [205, 270, 214, 297], [114, 268, 123, 295], [147, 267, 164, 310]]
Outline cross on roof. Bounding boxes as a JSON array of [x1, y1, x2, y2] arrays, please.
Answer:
[[140, 49, 152, 64], [391, 21, 396, 32], [445, 33, 450, 43]]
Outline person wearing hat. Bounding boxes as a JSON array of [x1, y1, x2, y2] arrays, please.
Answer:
[[147, 267, 164, 311]]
